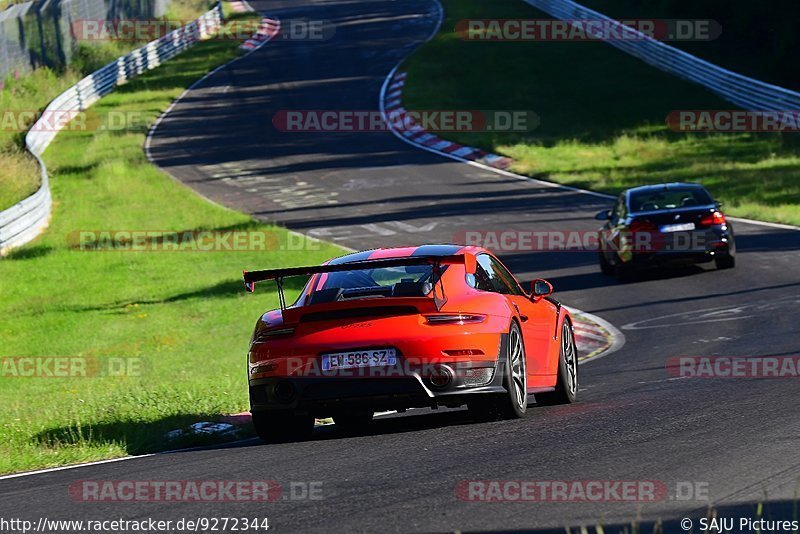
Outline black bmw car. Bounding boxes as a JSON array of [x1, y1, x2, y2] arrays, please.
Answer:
[[596, 183, 736, 279]]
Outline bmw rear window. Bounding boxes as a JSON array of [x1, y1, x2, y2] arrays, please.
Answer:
[[629, 188, 713, 212]]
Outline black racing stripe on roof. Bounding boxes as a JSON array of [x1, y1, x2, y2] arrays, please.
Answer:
[[411, 244, 462, 257], [328, 249, 377, 265]]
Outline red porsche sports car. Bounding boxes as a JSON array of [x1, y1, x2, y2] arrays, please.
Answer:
[[243, 244, 578, 442]]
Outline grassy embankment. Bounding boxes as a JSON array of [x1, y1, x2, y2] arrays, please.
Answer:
[[0, 5, 342, 474]]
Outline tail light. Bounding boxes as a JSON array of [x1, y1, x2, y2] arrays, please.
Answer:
[[425, 314, 486, 325], [253, 327, 295, 343], [628, 219, 658, 233], [700, 211, 726, 226]]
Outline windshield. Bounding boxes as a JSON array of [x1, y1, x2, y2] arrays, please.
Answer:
[[629, 188, 713, 212]]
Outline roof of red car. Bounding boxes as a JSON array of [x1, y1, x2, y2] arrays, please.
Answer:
[[327, 244, 485, 265]]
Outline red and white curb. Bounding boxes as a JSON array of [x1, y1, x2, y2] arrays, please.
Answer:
[[382, 70, 514, 170], [568, 308, 624, 363], [240, 17, 281, 51]]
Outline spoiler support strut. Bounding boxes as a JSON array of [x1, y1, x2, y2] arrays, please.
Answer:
[[275, 276, 286, 310]]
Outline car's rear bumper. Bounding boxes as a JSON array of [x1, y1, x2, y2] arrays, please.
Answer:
[[627, 228, 735, 266], [632, 250, 715, 265], [249, 359, 507, 417]]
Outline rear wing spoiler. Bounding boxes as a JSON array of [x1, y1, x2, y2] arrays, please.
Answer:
[[243, 253, 477, 310]]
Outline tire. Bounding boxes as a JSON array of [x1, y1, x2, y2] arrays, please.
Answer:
[[599, 252, 614, 276], [715, 253, 735, 270], [536, 320, 578, 406], [252, 411, 315, 443], [615, 261, 636, 282], [468, 322, 527, 420], [333, 411, 374, 434]]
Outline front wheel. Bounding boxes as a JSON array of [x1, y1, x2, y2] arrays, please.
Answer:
[[599, 252, 614, 276], [252, 411, 315, 443], [536, 320, 578, 406]]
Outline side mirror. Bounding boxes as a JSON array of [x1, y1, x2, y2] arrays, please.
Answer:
[[595, 210, 611, 221], [716, 201, 724, 210], [531, 279, 553, 301]]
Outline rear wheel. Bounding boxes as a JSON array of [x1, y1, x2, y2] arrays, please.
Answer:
[[615, 261, 636, 282], [469, 322, 527, 420], [536, 320, 578, 406], [715, 253, 735, 270], [599, 252, 614, 276], [252, 411, 315, 443]]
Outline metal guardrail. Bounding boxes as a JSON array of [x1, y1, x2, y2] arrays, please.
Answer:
[[0, 2, 224, 255], [523, 0, 800, 112]]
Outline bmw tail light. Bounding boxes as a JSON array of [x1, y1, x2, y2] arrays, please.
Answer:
[[628, 219, 658, 233], [424, 314, 486, 325], [700, 211, 726, 227]]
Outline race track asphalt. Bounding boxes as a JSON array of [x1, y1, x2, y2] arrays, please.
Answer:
[[2, 1, 799, 532]]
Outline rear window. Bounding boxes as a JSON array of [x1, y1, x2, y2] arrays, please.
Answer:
[[629, 188, 713, 212], [300, 264, 446, 305], [318, 265, 435, 291]]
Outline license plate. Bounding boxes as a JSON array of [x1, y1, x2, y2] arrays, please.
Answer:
[[321, 349, 397, 371], [659, 222, 695, 232]]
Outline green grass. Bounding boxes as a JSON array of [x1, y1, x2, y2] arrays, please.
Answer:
[[578, 0, 800, 91], [0, 0, 216, 211], [0, 11, 344, 475], [0, 70, 79, 211], [402, 0, 800, 225]]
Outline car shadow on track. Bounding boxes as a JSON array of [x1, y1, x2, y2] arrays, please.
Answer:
[[313, 408, 478, 441], [29, 408, 518, 460], [551, 263, 711, 292], [503, 249, 714, 293], [310, 403, 578, 443]]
